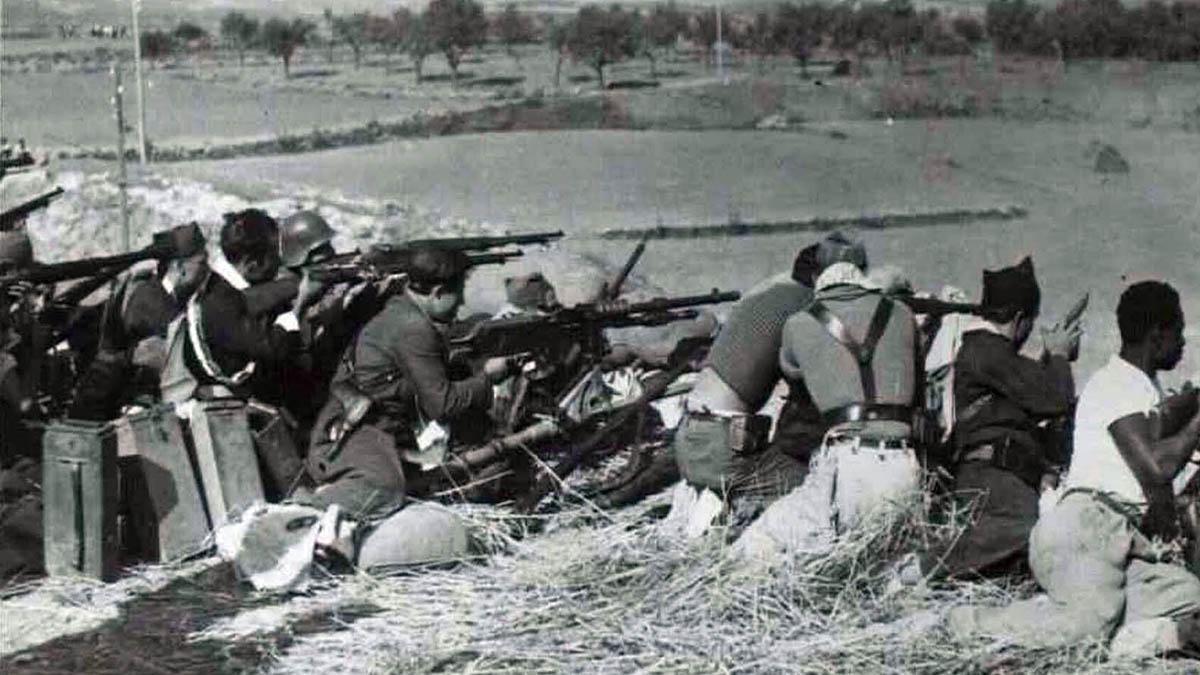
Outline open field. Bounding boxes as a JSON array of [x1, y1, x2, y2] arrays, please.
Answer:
[[162, 118, 1200, 382]]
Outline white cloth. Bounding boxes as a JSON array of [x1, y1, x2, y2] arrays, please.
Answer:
[[209, 253, 250, 291], [814, 262, 872, 293], [1064, 354, 1163, 506]]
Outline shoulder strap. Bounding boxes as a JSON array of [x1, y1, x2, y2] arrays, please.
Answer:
[[806, 296, 894, 403]]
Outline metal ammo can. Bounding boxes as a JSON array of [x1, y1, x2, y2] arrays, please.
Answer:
[[114, 405, 211, 562], [42, 420, 119, 580]]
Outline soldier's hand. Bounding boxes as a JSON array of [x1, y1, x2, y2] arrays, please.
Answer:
[[1042, 321, 1082, 361], [293, 269, 330, 312], [484, 356, 516, 383]]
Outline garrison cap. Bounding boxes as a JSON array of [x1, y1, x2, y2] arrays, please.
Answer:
[[981, 256, 1041, 317], [162, 222, 207, 259]]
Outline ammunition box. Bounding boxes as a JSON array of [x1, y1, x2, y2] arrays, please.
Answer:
[[248, 406, 307, 501], [114, 406, 211, 562], [42, 420, 119, 580], [186, 399, 264, 527]]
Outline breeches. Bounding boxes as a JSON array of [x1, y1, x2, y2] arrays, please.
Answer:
[[948, 492, 1200, 656], [735, 432, 922, 561], [306, 403, 407, 519]]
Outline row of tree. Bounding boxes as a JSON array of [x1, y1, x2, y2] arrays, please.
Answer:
[[986, 0, 1200, 61], [143, 0, 1200, 83]]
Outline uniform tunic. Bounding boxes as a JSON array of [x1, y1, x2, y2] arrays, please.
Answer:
[[306, 294, 493, 516], [928, 327, 1074, 578]]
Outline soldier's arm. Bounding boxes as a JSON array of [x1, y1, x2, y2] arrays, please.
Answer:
[[392, 313, 492, 422], [1110, 404, 1200, 538], [973, 348, 1074, 417], [201, 290, 300, 365], [1109, 404, 1200, 486]]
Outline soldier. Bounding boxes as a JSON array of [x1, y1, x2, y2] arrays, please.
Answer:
[[910, 257, 1080, 581], [664, 232, 864, 536], [305, 247, 517, 517], [256, 210, 397, 436], [946, 281, 1200, 659], [68, 223, 208, 420], [161, 209, 328, 500], [0, 230, 39, 465], [173, 209, 327, 404], [733, 255, 921, 563]]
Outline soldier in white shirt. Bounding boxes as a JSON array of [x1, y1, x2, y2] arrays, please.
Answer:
[[947, 281, 1200, 658]]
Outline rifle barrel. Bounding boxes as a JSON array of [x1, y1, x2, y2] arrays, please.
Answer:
[[895, 295, 982, 317], [605, 234, 648, 300], [466, 250, 523, 266], [9, 242, 173, 285], [0, 186, 65, 230], [402, 230, 564, 251]]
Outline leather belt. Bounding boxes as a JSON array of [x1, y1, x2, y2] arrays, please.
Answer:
[[822, 403, 912, 427]]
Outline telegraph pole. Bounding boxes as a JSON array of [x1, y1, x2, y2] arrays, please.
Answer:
[[131, 0, 149, 164], [715, 5, 724, 82], [113, 63, 132, 252]]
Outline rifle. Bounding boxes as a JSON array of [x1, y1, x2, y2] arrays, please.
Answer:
[[598, 233, 648, 301], [514, 337, 709, 513], [400, 230, 563, 252], [1, 230, 185, 287], [1, 187, 64, 230], [447, 289, 741, 364], [307, 248, 525, 285], [1060, 292, 1089, 328], [893, 294, 982, 318]]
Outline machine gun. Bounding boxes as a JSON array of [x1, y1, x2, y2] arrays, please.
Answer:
[[0, 187, 64, 230], [307, 248, 525, 285]]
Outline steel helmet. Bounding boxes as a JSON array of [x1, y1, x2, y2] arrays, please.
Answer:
[[279, 210, 336, 268], [0, 230, 34, 270]]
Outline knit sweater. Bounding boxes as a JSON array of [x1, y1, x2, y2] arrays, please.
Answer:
[[706, 274, 814, 411]]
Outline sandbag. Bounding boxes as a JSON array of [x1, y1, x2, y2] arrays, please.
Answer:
[[356, 502, 472, 571]]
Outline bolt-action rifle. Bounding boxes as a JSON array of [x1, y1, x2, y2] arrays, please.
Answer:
[[0, 187, 64, 230]]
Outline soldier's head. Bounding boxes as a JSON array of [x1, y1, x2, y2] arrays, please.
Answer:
[[279, 210, 336, 269], [157, 222, 208, 297], [794, 231, 868, 287], [404, 247, 471, 323], [504, 272, 560, 313], [0, 230, 35, 274], [980, 256, 1041, 348], [1118, 281, 1185, 372], [220, 209, 281, 284]]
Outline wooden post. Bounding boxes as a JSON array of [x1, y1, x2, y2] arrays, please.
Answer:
[[113, 62, 131, 252], [131, 0, 149, 165]]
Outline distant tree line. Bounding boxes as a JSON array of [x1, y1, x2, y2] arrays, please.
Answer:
[[137, 0, 1199, 82], [987, 0, 1200, 61]]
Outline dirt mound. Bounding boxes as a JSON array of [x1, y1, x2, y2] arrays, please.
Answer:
[[6, 167, 661, 318], [1092, 143, 1130, 174]]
